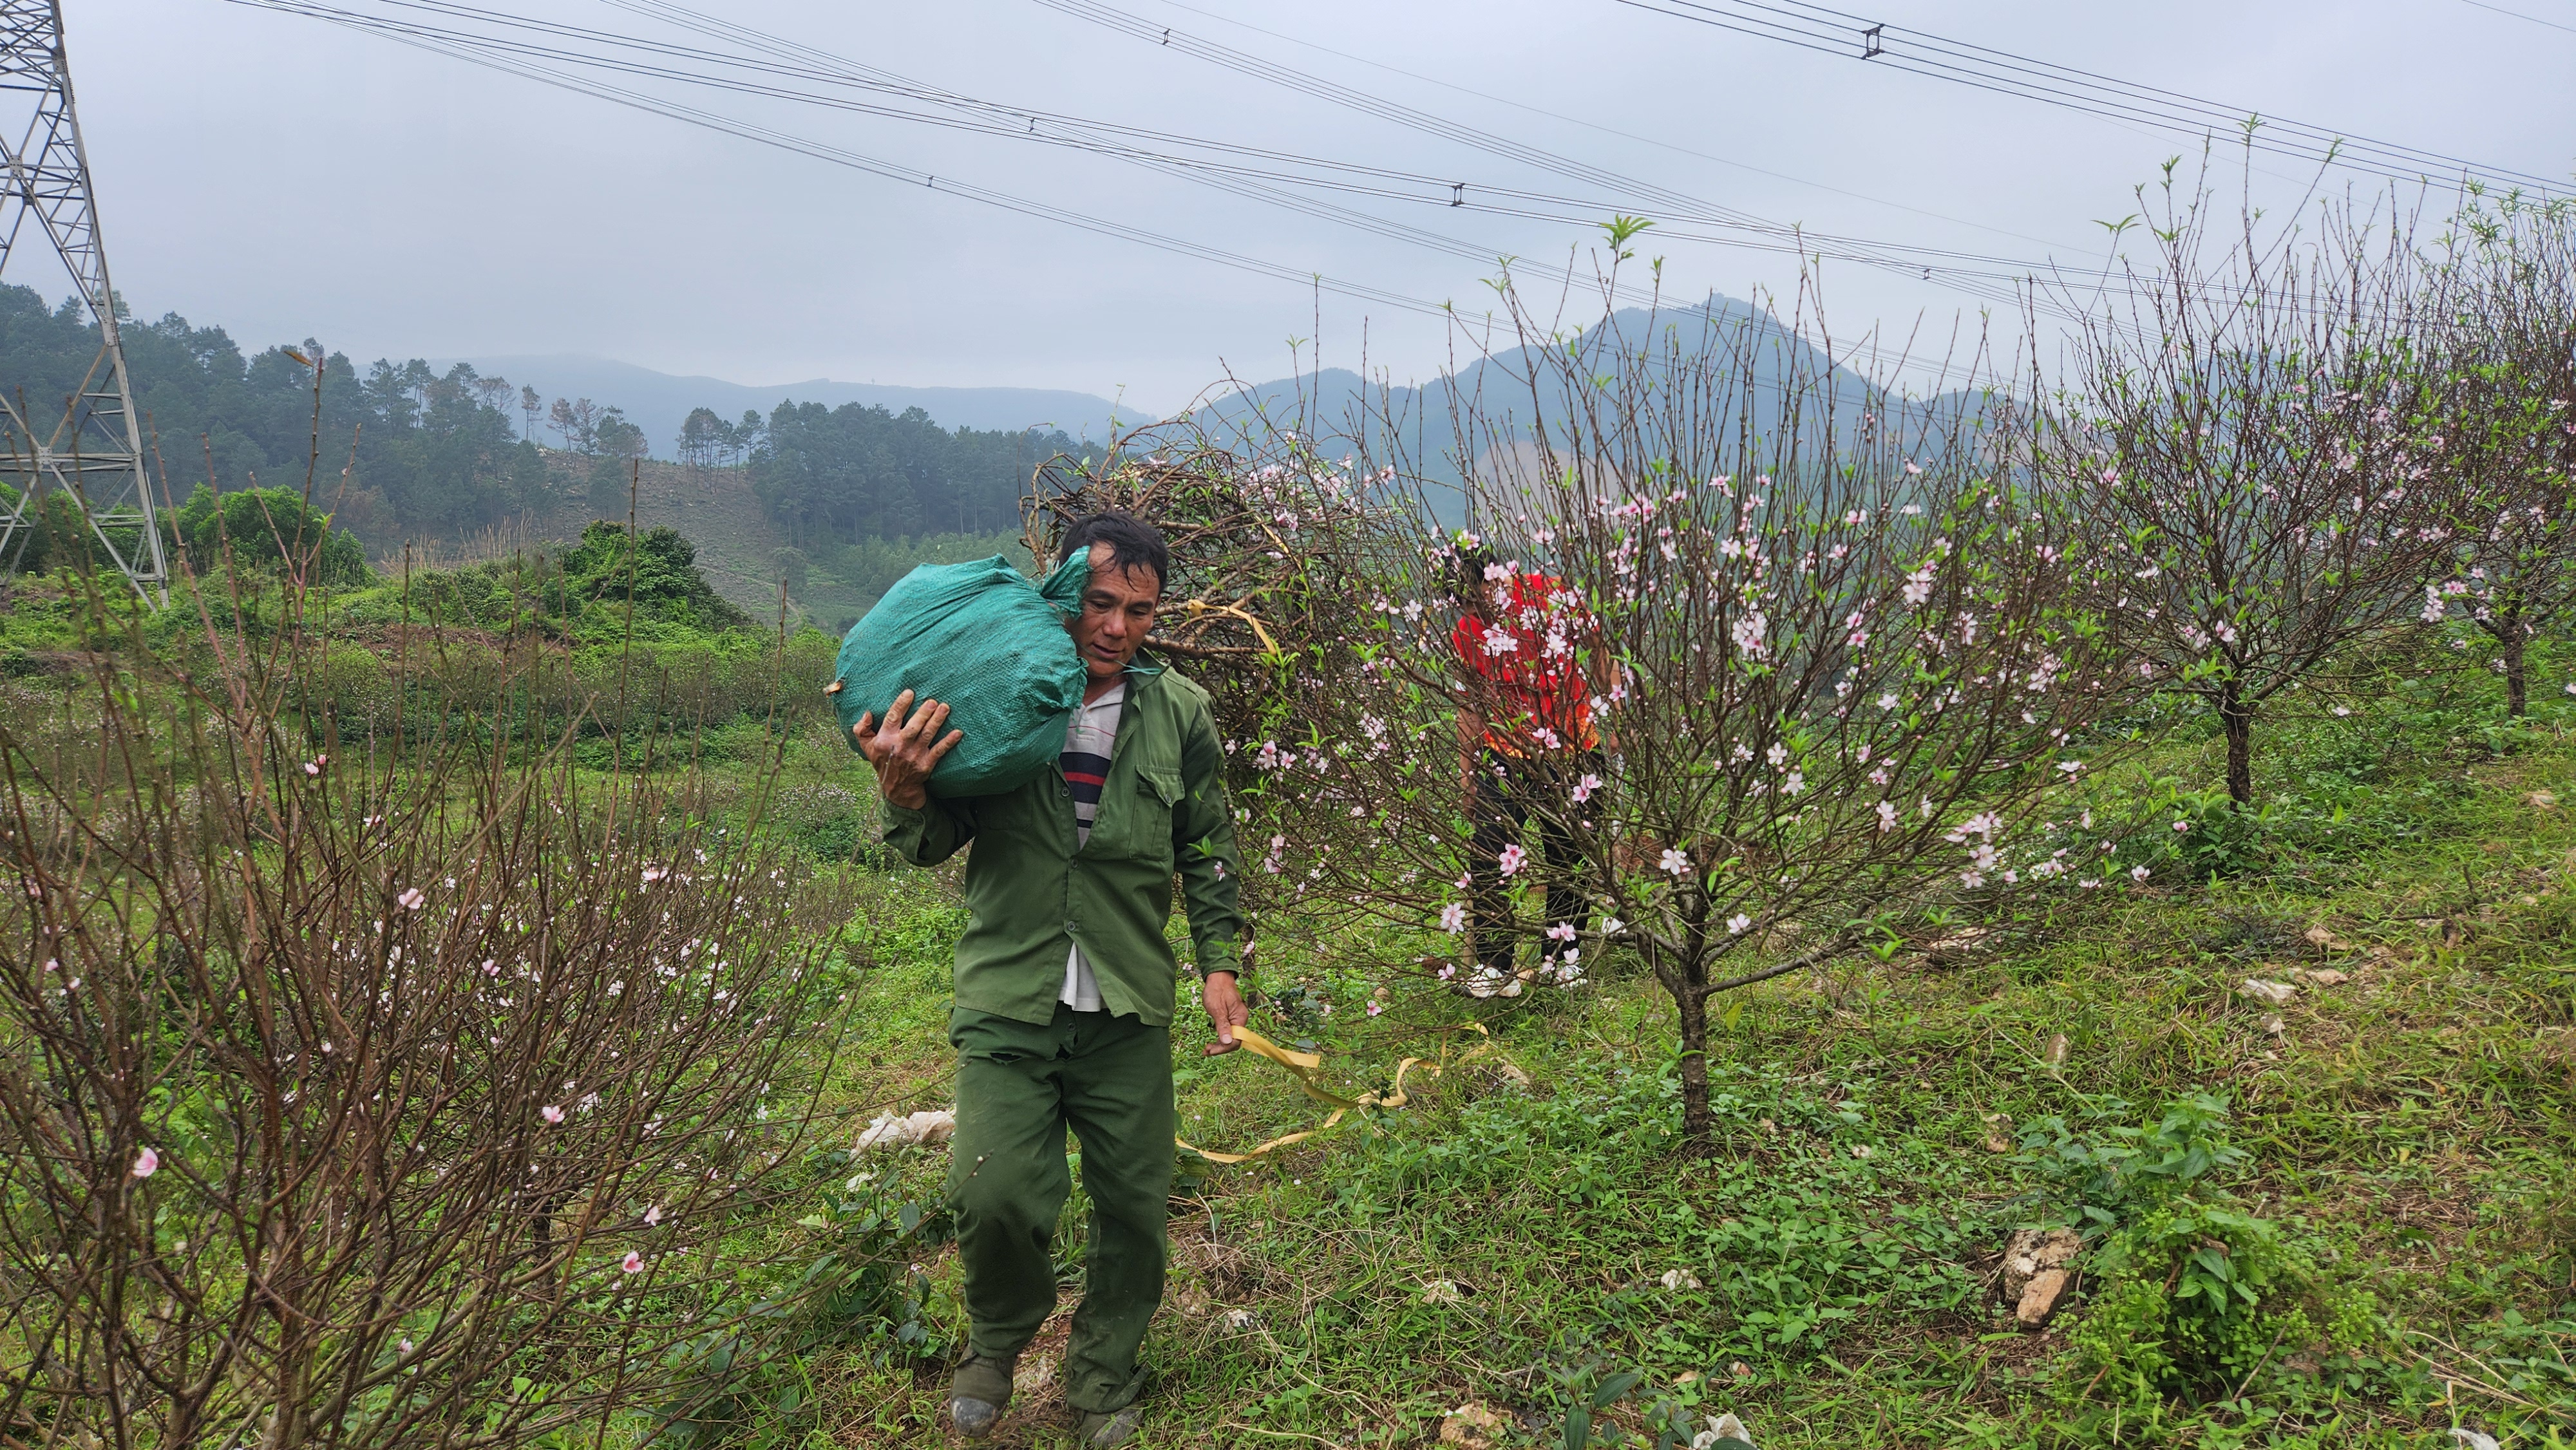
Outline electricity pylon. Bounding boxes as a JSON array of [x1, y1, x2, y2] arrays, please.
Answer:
[[0, 1, 168, 604]]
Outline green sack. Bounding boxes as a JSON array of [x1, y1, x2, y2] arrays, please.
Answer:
[[835, 552, 1090, 797]]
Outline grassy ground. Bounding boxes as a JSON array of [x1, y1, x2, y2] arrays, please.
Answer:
[[726, 664, 2576, 1450]]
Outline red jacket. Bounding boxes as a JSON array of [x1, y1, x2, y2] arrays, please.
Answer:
[[1451, 572, 1601, 755]]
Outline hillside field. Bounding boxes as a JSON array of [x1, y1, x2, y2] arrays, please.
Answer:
[[775, 663, 2576, 1449], [1, 523, 2571, 1450], [375, 449, 1027, 636]]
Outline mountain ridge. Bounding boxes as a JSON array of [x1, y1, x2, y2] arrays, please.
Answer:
[[431, 353, 1140, 457]]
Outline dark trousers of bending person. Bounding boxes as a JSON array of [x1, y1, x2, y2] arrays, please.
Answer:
[[1466, 747, 1602, 980]]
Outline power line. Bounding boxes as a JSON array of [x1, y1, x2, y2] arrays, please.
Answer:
[[1009, 0, 2418, 334], [1029, 0, 1803, 235], [1126, 0, 2094, 257], [225, 0, 2000, 403], [232, 0, 2123, 325], [625, 0, 2092, 296], [1016, 0, 2469, 326], [223, 0, 1463, 322], [1608, 0, 2571, 198], [247, 0, 2389, 363], [2456, 0, 2576, 35], [1018, 0, 2119, 315]]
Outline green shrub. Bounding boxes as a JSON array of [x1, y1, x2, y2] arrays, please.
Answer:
[[2016, 1092, 2248, 1230], [2023, 1096, 2380, 1409], [176, 482, 368, 585], [555, 520, 751, 633], [652, 1147, 951, 1449], [305, 639, 399, 734], [769, 782, 875, 863], [2050, 778, 2278, 884], [2066, 1199, 2376, 1408]]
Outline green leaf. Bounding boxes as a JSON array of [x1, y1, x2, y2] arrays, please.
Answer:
[[1592, 1370, 1644, 1408]]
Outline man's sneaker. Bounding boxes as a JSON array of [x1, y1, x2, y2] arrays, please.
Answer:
[[945, 1350, 1016, 1437], [1075, 1404, 1144, 1447]]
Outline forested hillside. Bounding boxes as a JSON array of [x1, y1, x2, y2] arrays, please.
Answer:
[[732, 397, 1092, 544], [0, 287, 1101, 561], [0, 285, 551, 539]]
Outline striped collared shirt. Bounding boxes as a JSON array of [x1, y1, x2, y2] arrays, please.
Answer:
[[1057, 681, 1126, 1010]]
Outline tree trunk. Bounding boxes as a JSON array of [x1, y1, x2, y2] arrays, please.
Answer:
[[2219, 684, 2254, 806], [2502, 607, 2529, 718], [1674, 972, 1712, 1145]]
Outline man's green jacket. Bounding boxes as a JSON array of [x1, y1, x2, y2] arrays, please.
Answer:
[[881, 657, 1245, 1028]]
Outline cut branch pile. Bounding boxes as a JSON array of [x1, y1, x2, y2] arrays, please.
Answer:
[[1021, 421, 1417, 758]]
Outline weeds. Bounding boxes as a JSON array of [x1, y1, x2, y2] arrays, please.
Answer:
[[0, 502, 866, 1447]]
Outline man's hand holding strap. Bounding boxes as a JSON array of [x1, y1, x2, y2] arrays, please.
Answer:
[[1200, 966, 1247, 1056]]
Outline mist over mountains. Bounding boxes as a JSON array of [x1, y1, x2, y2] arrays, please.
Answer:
[[459, 291, 1946, 467], [435, 353, 1139, 456], [1180, 293, 1988, 529]]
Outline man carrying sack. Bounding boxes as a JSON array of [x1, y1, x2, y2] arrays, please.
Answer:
[[853, 511, 1248, 1447]]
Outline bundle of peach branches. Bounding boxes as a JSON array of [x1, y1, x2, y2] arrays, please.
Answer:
[[1022, 420, 1422, 759]]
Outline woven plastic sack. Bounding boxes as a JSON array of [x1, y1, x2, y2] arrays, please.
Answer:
[[834, 552, 1090, 797]]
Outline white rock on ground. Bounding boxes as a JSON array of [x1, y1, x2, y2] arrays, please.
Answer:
[[855, 1107, 956, 1151], [2003, 1227, 2082, 1299], [2016, 1269, 2072, 1327], [2003, 1226, 2081, 1328], [2239, 978, 2298, 1006], [1922, 927, 1996, 966]]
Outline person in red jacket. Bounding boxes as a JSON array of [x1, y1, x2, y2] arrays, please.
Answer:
[[1449, 538, 1612, 988]]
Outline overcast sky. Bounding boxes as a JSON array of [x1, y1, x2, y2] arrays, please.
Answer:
[[61, 0, 2576, 415]]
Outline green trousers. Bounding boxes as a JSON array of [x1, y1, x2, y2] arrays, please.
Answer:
[[947, 1004, 1174, 1414]]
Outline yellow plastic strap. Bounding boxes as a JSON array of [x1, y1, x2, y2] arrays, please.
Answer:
[[1178, 597, 1281, 655], [1175, 1023, 1501, 1164]]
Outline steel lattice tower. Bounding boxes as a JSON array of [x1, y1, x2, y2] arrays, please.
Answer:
[[0, 1, 166, 603]]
